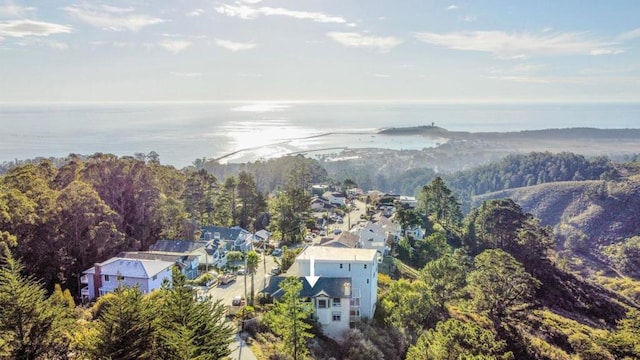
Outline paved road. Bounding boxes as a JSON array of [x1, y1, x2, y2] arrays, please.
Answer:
[[207, 253, 279, 307]]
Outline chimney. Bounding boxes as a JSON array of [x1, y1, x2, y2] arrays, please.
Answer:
[[93, 263, 102, 299], [214, 232, 221, 240], [204, 232, 212, 241]]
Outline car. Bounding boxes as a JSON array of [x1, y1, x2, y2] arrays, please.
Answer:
[[236, 266, 247, 275], [333, 228, 342, 235], [232, 295, 245, 306], [319, 230, 326, 236], [270, 266, 281, 275], [271, 248, 282, 256], [218, 273, 236, 285], [304, 235, 313, 242]]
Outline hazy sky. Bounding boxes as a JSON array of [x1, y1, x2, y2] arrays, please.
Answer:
[[1, 0, 639, 103]]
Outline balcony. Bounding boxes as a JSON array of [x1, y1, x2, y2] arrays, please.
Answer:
[[80, 275, 89, 284], [81, 286, 90, 296]]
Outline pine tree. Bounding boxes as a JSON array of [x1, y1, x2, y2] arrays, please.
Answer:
[[81, 286, 156, 360], [154, 268, 234, 360], [0, 246, 73, 359], [263, 277, 314, 359]]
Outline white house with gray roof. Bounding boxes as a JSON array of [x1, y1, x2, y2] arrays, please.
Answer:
[[81, 257, 174, 302]]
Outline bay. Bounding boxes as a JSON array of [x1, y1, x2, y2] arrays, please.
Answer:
[[0, 101, 638, 168]]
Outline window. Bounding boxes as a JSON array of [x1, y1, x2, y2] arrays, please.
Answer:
[[364, 264, 367, 269], [318, 299, 327, 308], [332, 312, 341, 321], [333, 298, 341, 307], [117, 275, 124, 281], [340, 264, 343, 269], [104, 275, 110, 281], [366, 279, 369, 284], [152, 274, 158, 281]]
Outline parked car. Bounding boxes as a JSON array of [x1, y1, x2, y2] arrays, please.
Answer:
[[232, 295, 245, 306], [270, 266, 281, 275], [333, 228, 342, 235], [271, 248, 282, 256], [218, 273, 236, 285], [236, 266, 247, 275]]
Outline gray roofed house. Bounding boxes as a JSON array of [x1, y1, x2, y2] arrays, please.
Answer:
[[148, 239, 227, 270], [81, 257, 174, 303], [201, 226, 252, 252], [262, 276, 353, 339], [117, 251, 200, 280]]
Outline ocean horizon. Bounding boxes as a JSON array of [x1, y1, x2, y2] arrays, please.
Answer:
[[1, 101, 639, 168]]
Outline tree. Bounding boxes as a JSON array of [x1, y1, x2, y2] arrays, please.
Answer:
[[0, 246, 74, 359], [79, 286, 156, 359], [268, 186, 310, 244], [406, 318, 513, 360], [263, 278, 314, 359], [153, 268, 234, 360], [417, 177, 462, 234], [236, 171, 266, 230], [421, 252, 468, 309], [468, 198, 554, 270], [378, 279, 435, 342], [467, 249, 540, 322], [245, 250, 260, 305]]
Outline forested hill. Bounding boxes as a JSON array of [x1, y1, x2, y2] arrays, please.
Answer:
[[472, 178, 640, 278]]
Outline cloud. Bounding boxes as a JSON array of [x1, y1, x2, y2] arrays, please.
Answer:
[[590, 48, 624, 55], [618, 28, 640, 40], [215, 38, 256, 52], [413, 30, 619, 57], [186, 9, 204, 17], [327, 32, 403, 53], [215, 4, 346, 24], [488, 62, 546, 75], [158, 39, 192, 54], [487, 76, 551, 84], [64, 4, 164, 32], [46, 40, 69, 50], [0, 19, 72, 38], [461, 15, 476, 22], [371, 73, 390, 78], [170, 72, 202, 77], [0, 3, 36, 18], [447, 5, 459, 10]]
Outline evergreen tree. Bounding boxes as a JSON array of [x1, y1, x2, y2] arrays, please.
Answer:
[[81, 286, 156, 360], [467, 249, 540, 322], [263, 277, 314, 359], [406, 318, 513, 360], [0, 246, 73, 360], [154, 268, 233, 360]]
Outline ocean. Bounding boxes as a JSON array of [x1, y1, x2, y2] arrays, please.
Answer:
[[1, 101, 639, 168]]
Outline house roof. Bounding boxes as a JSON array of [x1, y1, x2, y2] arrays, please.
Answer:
[[149, 239, 207, 253], [83, 257, 173, 278], [201, 226, 249, 241], [297, 246, 377, 262], [116, 251, 197, 264], [261, 276, 352, 299], [321, 232, 361, 248]]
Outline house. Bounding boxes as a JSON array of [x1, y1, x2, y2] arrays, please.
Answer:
[[117, 251, 200, 280], [81, 257, 174, 303], [262, 276, 353, 340], [357, 221, 389, 256], [319, 231, 362, 249], [311, 184, 330, 197], [373, 213, 402, 241], [201, 226, 252, 252], [322, 191, 346, 206], [295, 247, 379, 339], [310, 196, 336, 212], [398, 196, 418, 208], [149, 239, 227, 269]]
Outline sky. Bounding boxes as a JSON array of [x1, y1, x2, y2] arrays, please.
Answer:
[[0, 0, 639, 103]]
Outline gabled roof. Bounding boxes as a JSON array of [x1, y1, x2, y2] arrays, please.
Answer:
[[149, 239, 208, 253], [117, 251, 197, 264], [201, 226, 250, 241], [83, 257, 173, 278], [321, 232, 361, 248], [261, 276, 352, 299]]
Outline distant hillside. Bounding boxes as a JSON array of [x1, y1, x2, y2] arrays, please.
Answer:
[[472, 179, 640, 248]]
